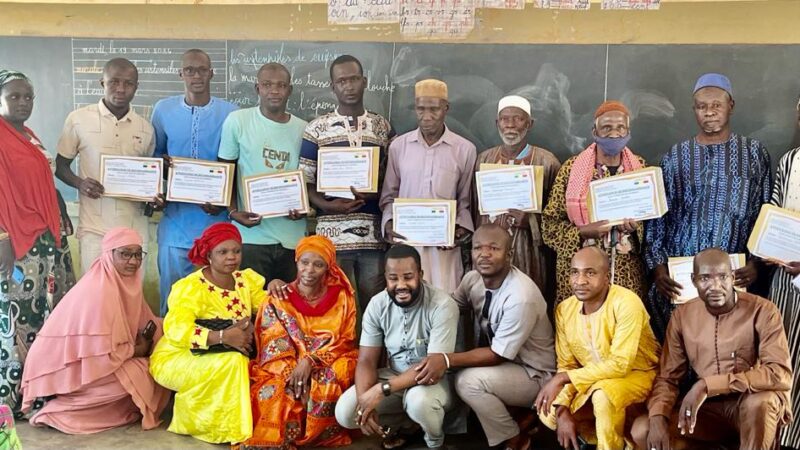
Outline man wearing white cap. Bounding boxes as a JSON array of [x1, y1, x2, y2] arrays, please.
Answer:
[[644, 73, 772, 342], [473, 95, 561, 307], [380, 79, 476, 293]]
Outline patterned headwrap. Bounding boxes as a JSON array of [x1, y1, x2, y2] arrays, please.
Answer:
[[294, 235, 353, 294], [187, 223, 242, 266], [0, 70, 30, 89]]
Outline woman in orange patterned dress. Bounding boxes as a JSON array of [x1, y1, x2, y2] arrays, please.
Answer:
[[239, 235, 358, 450]]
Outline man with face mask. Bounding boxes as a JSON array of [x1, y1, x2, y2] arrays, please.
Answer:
[[542, 100, 647, 304], [380, 79, 476, 294], [631, 248, 791, 450], [335, 244, 459, 450], [474, 95, 561, 308], [644, 73, 772, 342]]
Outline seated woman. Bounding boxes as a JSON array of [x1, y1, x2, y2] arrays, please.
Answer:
[[240, 235, 358, 449], [149, 223, 264, 444], [19, 227, 169, 434]]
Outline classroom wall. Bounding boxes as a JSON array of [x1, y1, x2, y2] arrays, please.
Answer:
[[1, 1, 799, 45]]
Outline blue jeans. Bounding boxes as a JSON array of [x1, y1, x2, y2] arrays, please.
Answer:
[[157, 245, 195, 316]]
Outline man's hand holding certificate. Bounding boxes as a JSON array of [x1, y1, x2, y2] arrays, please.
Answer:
[[242, 171, 310, 219], [392, 199, 456, 247], [100, 155, 163, 202], [588, 166, 668, 224]]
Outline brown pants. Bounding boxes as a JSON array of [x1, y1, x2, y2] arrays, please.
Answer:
[[631, 391, 783, 450]]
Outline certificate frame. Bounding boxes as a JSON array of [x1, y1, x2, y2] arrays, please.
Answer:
[[586, 166, 669, 225], [99, 154, 163, 202], [166, 157, 235, 207], [392, 198, 457, 247], [241, 170, 310, 219], [747, 204, 800, 264], [475, 165, 541, 215], [316, 146, 380, 193], [668, 253, 746, 304]]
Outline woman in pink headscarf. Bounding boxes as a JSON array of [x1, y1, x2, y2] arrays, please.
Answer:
[[19, 227, 169, 434]]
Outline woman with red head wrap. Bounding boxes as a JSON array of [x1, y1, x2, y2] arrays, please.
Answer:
[[149, 223, 267, 444], [239, 235, 358, 449]]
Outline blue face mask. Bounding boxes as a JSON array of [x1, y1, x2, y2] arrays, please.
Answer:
[[594, 134, 631, 157]]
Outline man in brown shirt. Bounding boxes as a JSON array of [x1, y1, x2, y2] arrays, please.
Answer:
[[631, 248, 792, 450]]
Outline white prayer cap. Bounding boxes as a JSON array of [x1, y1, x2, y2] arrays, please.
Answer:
[[497, 95, 531, 117]]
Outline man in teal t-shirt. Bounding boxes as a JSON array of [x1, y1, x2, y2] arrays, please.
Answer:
[[218, 62, 307, 281]]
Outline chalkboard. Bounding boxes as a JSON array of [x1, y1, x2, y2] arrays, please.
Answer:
[[3, 37, 799, 201]]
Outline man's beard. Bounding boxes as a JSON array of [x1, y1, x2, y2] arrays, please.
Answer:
[[500, 130, 527, 146], [387, 285, 422, 308]]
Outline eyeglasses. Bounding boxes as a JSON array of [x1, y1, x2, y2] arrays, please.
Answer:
[[181, 66, 211, 77], [114, 249, 147, 261]]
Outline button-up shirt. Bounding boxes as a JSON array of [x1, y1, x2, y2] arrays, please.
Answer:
[[648, 292, 792, 422], [361, 282, 459, 373], [56, 100, 155, 239], [452, 267, 556, 379], [380, 126, 476, 232], [151, 95, 238, 248]]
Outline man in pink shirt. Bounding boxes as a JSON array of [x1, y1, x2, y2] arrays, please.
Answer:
[[380, 79, 476, 293]]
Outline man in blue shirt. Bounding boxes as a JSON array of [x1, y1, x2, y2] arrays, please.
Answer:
[[151, 49, 237, 315]]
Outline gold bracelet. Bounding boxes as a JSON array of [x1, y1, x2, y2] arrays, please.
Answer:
[[0, 232, 9, 241]]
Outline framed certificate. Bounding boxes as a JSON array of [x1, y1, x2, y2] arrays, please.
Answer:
[[668, 253, 746, 304], [392, 199, 456, 247], [476, 165, 541, 215], [747, 204, 800, 264], [479, 163, 544, 211], [99, 155, 162, 202], [587, 166, 668, 225], [317, 146, 379, 193], [166, 157, 234, 207], [242, 171, 309, 219]]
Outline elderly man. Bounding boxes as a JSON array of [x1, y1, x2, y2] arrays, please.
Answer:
[[474, 95, 561, 305], [535, 246, 660, 450], [645, 73, 772, 341], [55, 58, 155, 273], [632, 248, 792, 450], [380, 79, 476, 293], [542, 101, 647, 304], [414, 223, 556, 450], [335, 244, 459, 450], [300, 55, 393, 312], [218, 62, 307, 283], [150, 49, 238, 314]]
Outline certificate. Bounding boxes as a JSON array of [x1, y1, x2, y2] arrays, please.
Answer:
[[480, 163, 544, 212], [475, 165, 539, 215], [99, 155, 162, 201], [166, 157, 234, 206], [668, 253, 746, 304], [392, 199, 456, 247], [587, 166, 668, 224], [242, 171, 310, 218], [747, 204, 800, 264], [317, 146, 379, 193]]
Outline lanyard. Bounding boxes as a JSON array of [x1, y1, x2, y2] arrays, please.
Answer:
[[335, 108, 366, 148]]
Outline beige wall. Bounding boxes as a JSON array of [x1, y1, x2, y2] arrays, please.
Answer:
[[1, 1, 798, 44]]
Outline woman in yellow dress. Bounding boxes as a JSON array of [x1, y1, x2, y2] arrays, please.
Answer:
[[149, 223, 265, 444], [240, 235, 358, 449]]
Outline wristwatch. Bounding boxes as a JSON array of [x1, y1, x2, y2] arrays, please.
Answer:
[[381, 381, 392, 397]]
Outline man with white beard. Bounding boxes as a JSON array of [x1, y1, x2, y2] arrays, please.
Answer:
[[473, 95, 561, 307]]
